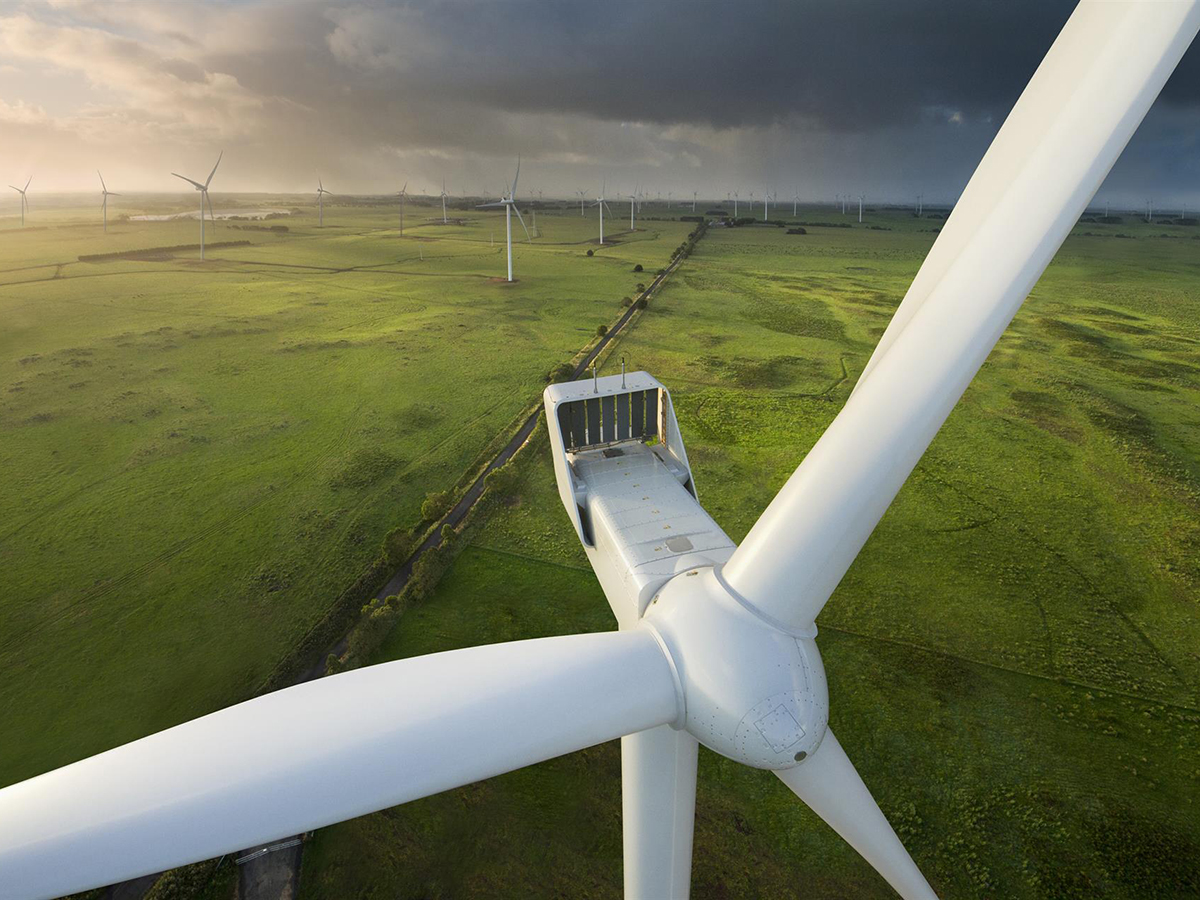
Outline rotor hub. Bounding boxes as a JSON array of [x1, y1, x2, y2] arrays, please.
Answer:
[[642, 565, 829, 770]]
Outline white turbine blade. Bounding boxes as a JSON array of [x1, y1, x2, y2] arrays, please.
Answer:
[[97, 170, 106, 192], [0, 630, 677, 900], [513, 204, 532, 243], [776, 730, 936, 900], [622, 725, 698, 900], [172, 173, 204, 190], [206, 191, 217, 227], [511, 156, 521, 196], [477, 200, 506, 209], [24, 175, 32, 191], [204, 151, 223, 189], [722, 0, 1200, 630]]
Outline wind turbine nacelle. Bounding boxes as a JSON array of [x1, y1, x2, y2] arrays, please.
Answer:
[[543, 372, 734, 629]]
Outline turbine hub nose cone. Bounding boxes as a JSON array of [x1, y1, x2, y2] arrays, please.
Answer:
[[643, 566, 829, 770]]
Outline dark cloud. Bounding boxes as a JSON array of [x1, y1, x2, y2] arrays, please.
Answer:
[[304, 0, 1196, 131], [3, 0, 1198, 202]]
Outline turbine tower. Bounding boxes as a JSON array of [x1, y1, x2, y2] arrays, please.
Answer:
[[477, 158, 531, 282], [316, 179, 330, 227], [440, 179, 449, 224], [576, 189, 586, 216], [627, 188, 638, 231], [397, 182, 408, 236], [171, 152, 222, 260], [733, 191, 739, 217], [793, 191, 799, 216], [858, 194, 865, 223], [98, 171, 119, 233], [9, 176, 30, 227], [692, 190, 698, 212], [593, 181, 614, 244], [762, 190, 770, 221], [2, 6, 1198, 900]]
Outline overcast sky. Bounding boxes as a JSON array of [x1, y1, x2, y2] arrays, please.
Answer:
[[1, 0, 1198, 206]]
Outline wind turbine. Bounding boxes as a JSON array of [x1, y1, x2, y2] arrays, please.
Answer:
[[762, 190, 770, 221], [97, 172, 119, 233], [397, 182, 408, 236], [691, 190, 698, 212], [733, 191, 739, 217], [1, 7, 1197, 900], [593, 181, 614, 244], [627, 188, 638, 231], [858, 194, 865, 223], [316, 179, 331, 227], [9, 176, 30, 227], [171, 152, 222, 260], [477, 158, 531, 282], [576, 189, 586, 216], [440, 179, 449, 224], [793, 191, 799, 216]]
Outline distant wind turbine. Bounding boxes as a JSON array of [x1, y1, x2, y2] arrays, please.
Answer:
[[691, 190, 697, 212], [763, 191, 770, 222], [793, 191, 799, 216], [440, 179, 449, 224], [733, 191, 739, 217], [477, 158, 532, 282], [593, 181, 614, 244], [98, 171, 119, 233], [171, 152, 222, 260], [858, 194, 865, 223], [576, 189, 586, 216], [316, 178, 330, 227], [397, 182, 408, 236], [9, 176, 30, 227], [627, 188, 638, 231]]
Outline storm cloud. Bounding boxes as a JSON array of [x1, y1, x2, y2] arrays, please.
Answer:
[[1, 0, 1197, 205]]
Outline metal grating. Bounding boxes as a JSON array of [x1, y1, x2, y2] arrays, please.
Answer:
[[557, 389, 661, 451]]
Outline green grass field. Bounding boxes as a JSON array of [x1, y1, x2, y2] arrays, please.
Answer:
[[298, 210, 1200, 899], [0, 197, 691, 788], [3, 199, 1199, 898]]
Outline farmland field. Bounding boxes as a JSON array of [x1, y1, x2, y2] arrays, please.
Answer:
[[298, 210, 1200, 899], [0, 196, 691, 789], [3, 198, 1199, 899]]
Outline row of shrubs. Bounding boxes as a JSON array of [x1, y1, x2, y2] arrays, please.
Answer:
[[78, 240, 251, 262], [229, 224, 289, 233], [327, 447, 532, 673]]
